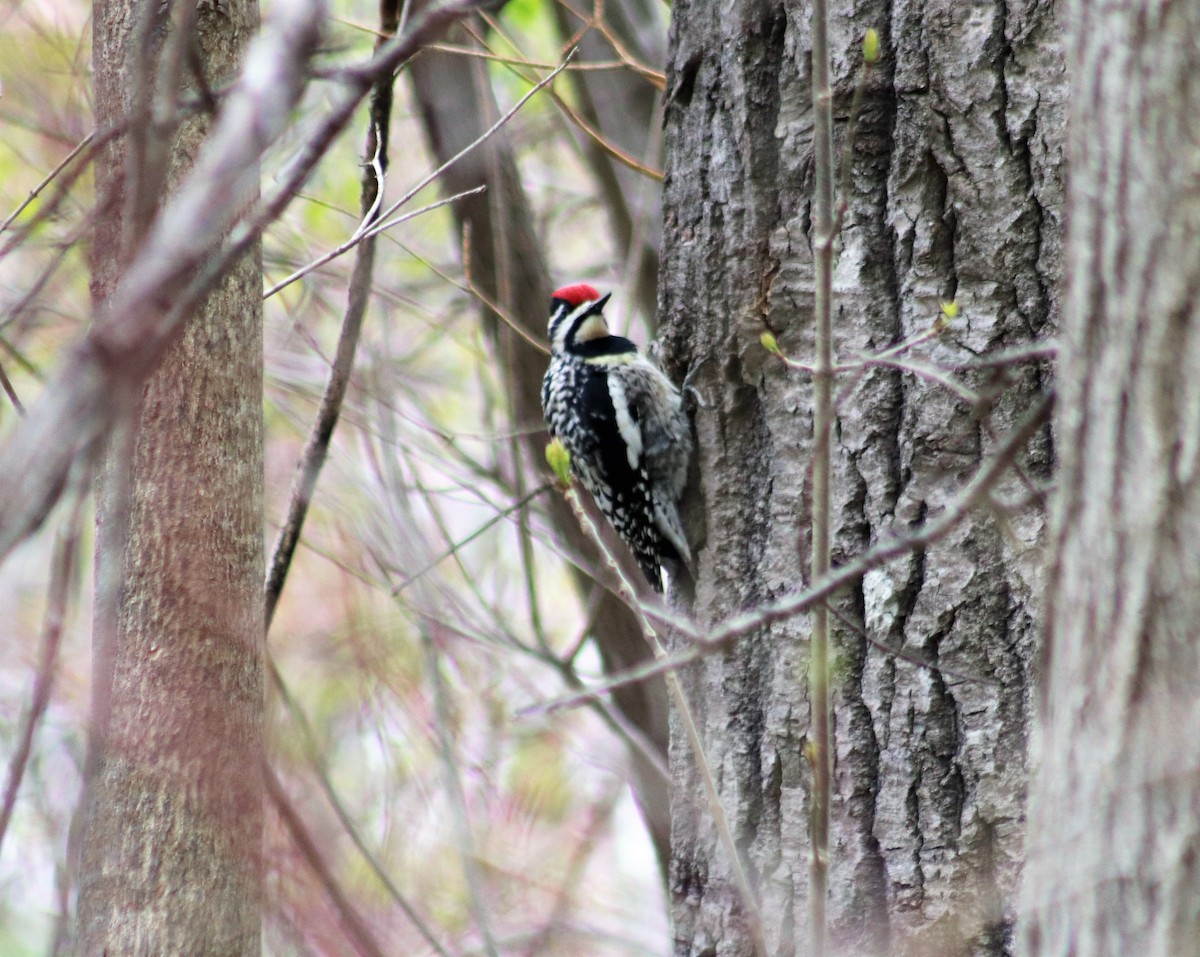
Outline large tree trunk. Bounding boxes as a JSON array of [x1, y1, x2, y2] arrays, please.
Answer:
[[78, 0, 264, 953], [1021, 3, 1200, 954], [659, 0, 1062, 953]]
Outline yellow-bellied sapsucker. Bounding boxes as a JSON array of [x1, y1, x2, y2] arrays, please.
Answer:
[[541, 283, 691, 591]]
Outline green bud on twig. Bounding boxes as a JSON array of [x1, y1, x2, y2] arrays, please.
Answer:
[[760, 331, 783, 357], [934, 300, 958, 332], [863, 29, 880, 64], [546, 439, 572, 486]]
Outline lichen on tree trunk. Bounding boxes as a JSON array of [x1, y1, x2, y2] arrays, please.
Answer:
[[658, 0, 1063, 953]]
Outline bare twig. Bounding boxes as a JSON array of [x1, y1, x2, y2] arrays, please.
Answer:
[[850, 352, 983, 405], [0, 484, 86, 852], [391, 483, 552, 596], [0, 132, 95, 235], [423, 627, 501, 957], [264, 50, 571, 300], [943, 340, 1058, 369], [0, 0, 326, 564], [545, 88, 664, 180], [265, 0, 402, 628], [0, 221, 89, 335], [429, 41, 651, 77], [545, 0, 666, 87], [267, 662, 455, 957], [264, 186, 486, 299], [468, 17, 662, 181], [559, 481, 769, 957], [265, 766, 394, 957], [462, 265, 552, 356], [527, 393, 1052, 713], [808, 1, 837, 951], [0, 359, 22, 414], [825, 602, 999, 688]]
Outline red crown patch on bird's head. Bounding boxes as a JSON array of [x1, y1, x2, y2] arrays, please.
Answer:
[[551, 283, 603, 308]]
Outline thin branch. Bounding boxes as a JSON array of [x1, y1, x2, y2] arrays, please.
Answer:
[[0, 359, 23, 414], [468, 17, 662, 181], [808, 0, 836, 951], [264, 0, 397, 629], [545, 87, 664, 180], [0, 131, 94, 235], [391, 483, 551, 596], [558, 481, 769, 957], [526, 393, 1052, 714], [852, 352, 983, 405], [0, 221, 88, 335], [264, 186, 485, 300], [462, 258, 551, 356], [265, 766, 394, 957], [0, 0, 326, 564], [265, 50, 571, 301], [427, 41, 656, 78], [547, 0, 666, 87], [424, 628, 502, 957], [825, 602, 999, 688], [0, 484, 86, 852], [943, 340, 1058, 369], [267, 662, 455, 957]]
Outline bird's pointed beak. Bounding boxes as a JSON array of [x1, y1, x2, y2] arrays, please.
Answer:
[[592, 292, 613, 312]]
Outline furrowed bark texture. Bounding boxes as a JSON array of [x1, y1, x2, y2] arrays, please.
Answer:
[[659, 1, 1062, 954], [1022, 3, 1200, 954], [79, 0, 265, 953]]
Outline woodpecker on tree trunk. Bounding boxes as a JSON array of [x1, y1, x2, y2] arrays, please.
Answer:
[[541, 283, 692, 592]]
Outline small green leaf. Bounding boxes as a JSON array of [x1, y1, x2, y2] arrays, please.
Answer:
[[940, 300, 959, 320], [546, 439, 572, 485], [863, 28, 880, 64], [760, 331, 783, 357]]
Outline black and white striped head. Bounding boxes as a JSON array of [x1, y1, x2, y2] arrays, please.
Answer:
[[548, 283, 614, 355]]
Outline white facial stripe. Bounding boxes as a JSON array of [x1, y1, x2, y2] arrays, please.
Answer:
[[607, 376, 643, 471], [573, 313, 610, 342], [548, 301, 575, 347]]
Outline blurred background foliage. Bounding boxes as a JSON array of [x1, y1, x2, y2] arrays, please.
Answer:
[[0, 0, 671, 952]]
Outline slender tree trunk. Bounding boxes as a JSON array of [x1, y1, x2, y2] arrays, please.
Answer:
[[659, 0, 1062, 953], [408, 29, 673, 877], [1021, 2, 1200, 954], [78, 0, 264, 953]]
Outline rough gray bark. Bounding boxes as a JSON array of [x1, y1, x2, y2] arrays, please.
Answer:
[[78, 0, 265, 953], [659, 0, 1063, 953], [1021, 3, 1200, 954]]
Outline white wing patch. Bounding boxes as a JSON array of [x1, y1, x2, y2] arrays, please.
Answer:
[[654, 497, 692, 565], [606, 375, 644, 471]]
